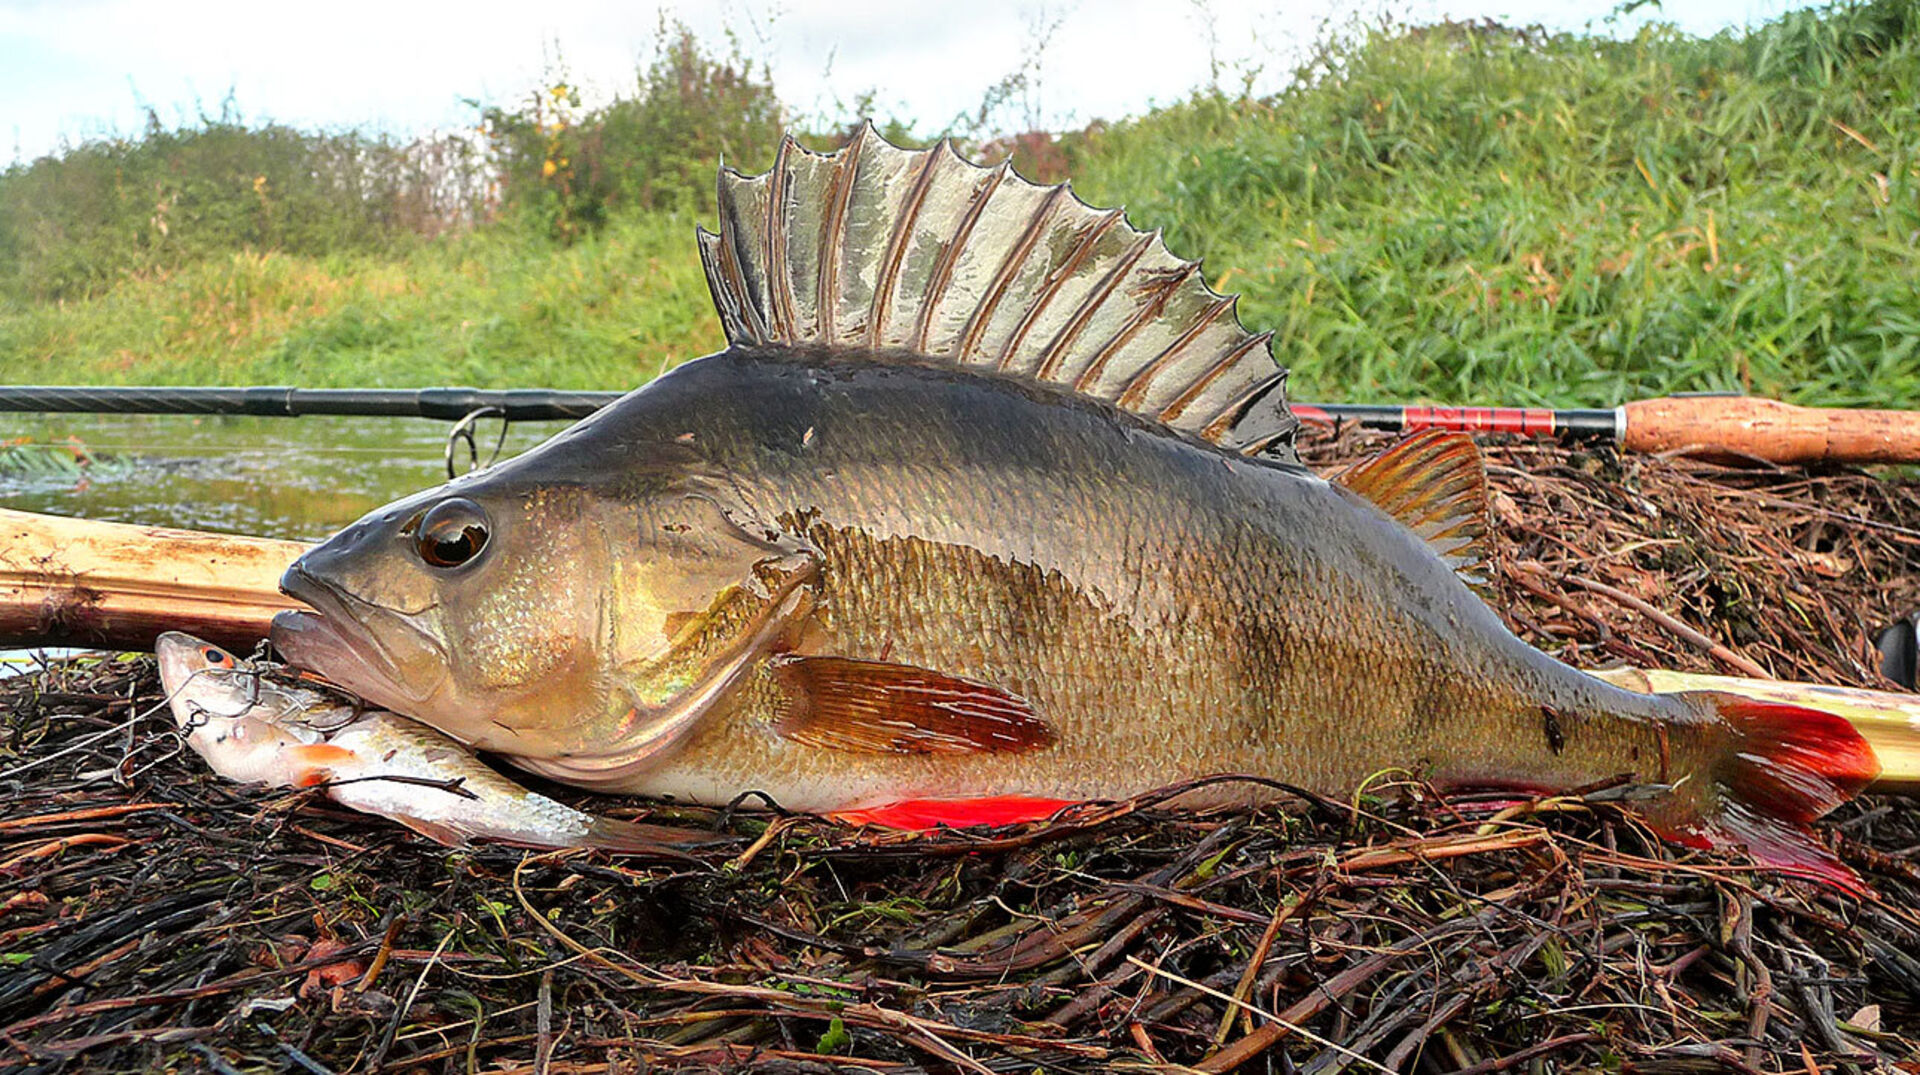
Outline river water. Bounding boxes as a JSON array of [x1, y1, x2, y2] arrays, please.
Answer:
[[0, 412, 580, 672], [0, 412, 577, 541]]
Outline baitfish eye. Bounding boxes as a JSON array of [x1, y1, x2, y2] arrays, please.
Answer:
[[414, 497, 490, 569], [204, 648, 229, 665]]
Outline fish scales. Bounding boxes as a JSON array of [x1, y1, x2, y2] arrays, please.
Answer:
[[271, 127, 1878, 886], [499, 347, 1710, 810]]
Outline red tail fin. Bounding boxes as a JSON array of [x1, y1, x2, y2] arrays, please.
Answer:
[[1713, 695, 1879, 821], [1645, 693, 1879, 891]]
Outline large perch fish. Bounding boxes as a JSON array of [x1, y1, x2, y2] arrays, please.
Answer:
[[270, 127, 1878, 883], [155, 632, 697, 855]]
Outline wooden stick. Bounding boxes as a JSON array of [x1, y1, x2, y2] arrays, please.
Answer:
[[0, 507, 307, 652], [1557, 573, 1774, 679]]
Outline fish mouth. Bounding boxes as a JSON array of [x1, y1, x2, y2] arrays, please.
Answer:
[[152, 631, 205, 698], [273, 566, 447, 714], [153, 631, 260, 726]]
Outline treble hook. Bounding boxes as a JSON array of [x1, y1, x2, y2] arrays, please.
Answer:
[[445, 405, 510, 479]]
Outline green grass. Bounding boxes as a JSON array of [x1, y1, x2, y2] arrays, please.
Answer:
[[3, 2, 1917, 407], [1064, 8, 1920, 407], [0, 211, 723, 388]]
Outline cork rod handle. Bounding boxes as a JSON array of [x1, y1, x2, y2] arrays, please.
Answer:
[[1621, 396, 1920, 465]]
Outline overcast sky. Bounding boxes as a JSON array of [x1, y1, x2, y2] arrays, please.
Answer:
[[3, 0, 1818, 165]]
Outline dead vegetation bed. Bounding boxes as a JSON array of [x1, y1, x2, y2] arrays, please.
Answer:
[[4, 429, 1920, 1074]]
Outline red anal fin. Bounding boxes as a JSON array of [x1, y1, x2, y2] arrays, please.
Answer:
[[289, 743, 357, 787], [772, 655, 1055, 755], [830, 795, 1078, 831]]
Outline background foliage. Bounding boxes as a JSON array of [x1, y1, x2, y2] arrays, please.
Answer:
[[1, 1, 1915, 406]]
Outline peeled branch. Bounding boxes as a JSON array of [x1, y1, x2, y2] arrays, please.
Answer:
[[0, 507, 307, 652], [1592, 666, 1920, 794]]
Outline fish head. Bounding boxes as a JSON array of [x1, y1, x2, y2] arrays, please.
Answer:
[[155, 631, 329, 783], [271, 454, 818, 765], [273, 470, 605, 752], [155, 631, 258, 722]]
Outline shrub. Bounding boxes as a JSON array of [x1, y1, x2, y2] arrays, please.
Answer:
[[479, 23, 784, 242], [0, 103, 490, 303]]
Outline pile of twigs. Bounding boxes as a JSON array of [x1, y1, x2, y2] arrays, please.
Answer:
[[4, 430, 1920, 1073]]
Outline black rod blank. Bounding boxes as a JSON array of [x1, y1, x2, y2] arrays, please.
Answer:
[[0, 385, 622, 422], [0, 384, 1620, 438]]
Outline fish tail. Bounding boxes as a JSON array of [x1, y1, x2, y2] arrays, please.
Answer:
[[579, 816, 710, 863], [1645, 691, 1880, 891]]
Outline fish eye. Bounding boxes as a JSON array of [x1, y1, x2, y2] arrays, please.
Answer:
[[204, 648, 228, 665], [414, 497, 490, 569]]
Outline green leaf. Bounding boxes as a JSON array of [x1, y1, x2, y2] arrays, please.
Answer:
[[815, 1016, 850, 1055]]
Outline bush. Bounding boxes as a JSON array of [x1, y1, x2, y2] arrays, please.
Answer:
[[479, 24, 784, 242], [0, 103, 490, 303]]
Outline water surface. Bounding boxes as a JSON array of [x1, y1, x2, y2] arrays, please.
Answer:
[[1, 413, 575, 541]]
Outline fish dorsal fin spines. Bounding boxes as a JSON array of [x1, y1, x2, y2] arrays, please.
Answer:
[[696, 123, 1299, 463], [1336, 430, 1494, 586]]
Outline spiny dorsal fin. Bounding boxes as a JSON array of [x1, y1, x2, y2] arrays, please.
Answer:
[[1337, 430, 1493, 585], [696, 123, 1299, 463]]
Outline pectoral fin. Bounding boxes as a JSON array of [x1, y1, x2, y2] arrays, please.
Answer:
[[771, 655, 1055, 755], [389, 815, 473, 848], [288, 743, 359, 786]]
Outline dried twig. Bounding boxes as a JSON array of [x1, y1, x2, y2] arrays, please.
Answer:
[[4, 432, 1917, 1073]]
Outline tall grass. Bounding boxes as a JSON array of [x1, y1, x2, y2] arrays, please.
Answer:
[[1066, 3, 1920, 406], [0, 102, 489, 304], [2, 1, 1916, 408]]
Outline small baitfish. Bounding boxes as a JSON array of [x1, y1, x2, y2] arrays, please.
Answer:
[[270, 127, 1878, 885], [154, 632, 698, 856]]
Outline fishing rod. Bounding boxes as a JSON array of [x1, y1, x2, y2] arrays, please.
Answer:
[[0, 385, 620, 422], [0, 384, 1620, 432], [1294, 395, 1920, 466], [4, 385, 1916, 465]]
